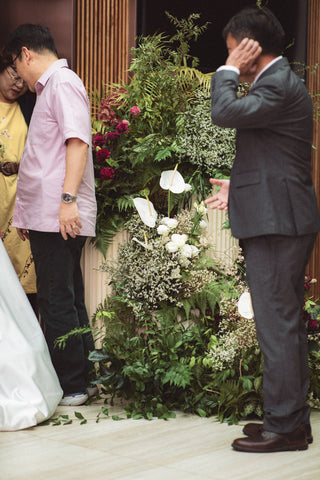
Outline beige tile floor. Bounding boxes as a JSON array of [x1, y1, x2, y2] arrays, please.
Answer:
[[1, 398, 320, 480]]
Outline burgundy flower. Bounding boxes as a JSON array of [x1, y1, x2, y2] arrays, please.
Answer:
[[130, 106, 141, 116], [308, 319, 319, 331], [98, 102, 120, 127], [96, 148, 111, 163], [116, 120, 130, 134], [93, 133, 106, 148], [100, 167, 115, 181], [106, 132, 120, 143]]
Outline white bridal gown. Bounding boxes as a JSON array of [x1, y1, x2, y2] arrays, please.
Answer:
[[0, 239, 62, 431]]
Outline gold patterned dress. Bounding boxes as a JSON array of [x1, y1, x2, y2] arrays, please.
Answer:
[[0, 101, 36, 294]]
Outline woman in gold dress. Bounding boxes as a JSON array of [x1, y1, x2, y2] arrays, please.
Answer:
[[0, 51, 37, 306]]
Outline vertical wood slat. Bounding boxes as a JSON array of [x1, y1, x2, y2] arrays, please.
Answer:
[[75, 0, 134, 103], [307, 0, 320, 297]]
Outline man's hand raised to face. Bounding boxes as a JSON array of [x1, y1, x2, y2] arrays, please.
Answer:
[[226, 37, 262, 81]]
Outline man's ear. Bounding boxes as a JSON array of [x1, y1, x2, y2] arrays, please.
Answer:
[[21, 46, 33, 64]]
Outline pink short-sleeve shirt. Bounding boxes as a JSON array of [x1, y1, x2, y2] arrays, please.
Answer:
[[13, 59, 97, 237]]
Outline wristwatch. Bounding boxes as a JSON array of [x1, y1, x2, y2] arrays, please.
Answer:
[[61, 192, 77, 203]]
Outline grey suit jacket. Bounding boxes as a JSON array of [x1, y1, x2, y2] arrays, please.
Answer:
[[211, 58, 320, 239]]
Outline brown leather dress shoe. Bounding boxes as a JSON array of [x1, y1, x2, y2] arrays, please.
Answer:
[[232, 425, 308, 452], [243, 422, 313, 444]]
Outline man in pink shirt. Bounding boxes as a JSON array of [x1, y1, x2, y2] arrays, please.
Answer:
[[7, 24, 97, 406]]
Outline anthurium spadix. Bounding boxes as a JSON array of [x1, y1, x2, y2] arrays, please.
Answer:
[[237, 291, 254, 319], [133, 197, 158, 227], [160, 166, 186, 194]]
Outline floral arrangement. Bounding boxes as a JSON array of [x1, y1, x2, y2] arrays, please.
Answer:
[[60, 167, 308, 422], [68, 6, 320, 423], [90, 14, 216, 254], [100, 166, 215, 317]]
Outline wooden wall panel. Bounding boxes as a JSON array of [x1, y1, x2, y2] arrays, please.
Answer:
[[307, 0, 320, 297], [75, 0, 136, 102]]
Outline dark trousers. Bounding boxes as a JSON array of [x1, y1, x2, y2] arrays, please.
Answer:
[[29, 231, 95, 394], [241, 233, 317, 433]]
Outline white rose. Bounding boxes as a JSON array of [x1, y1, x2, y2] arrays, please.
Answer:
[[165, 241, 179, 253], [157, 224, 170, 236], [190, 245, 199, 257], [180, 244, 193, 258], [178, 256, 190, 267], [171, 233, 188, 247], [199, 220, 208, 230], [161, 217, 179, 229]]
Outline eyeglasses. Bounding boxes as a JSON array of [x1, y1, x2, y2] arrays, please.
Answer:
[[6, 66, 26, 86]]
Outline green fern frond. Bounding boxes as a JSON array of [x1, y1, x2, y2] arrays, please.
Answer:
[[92, 216, 126, 257], [116, 196, 135, 212], [176, 67, 213, 94], [162, 363, 192, 388]]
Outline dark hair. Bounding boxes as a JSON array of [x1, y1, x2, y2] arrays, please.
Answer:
[[222, 5, 285, 56], [6, 24, 58, 58], [0, 48, 13, 73]]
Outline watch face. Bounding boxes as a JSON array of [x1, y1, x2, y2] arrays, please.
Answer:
[[62, 193, 77, 203]]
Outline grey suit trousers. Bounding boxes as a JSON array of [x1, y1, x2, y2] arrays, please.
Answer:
[[241, 233, 317, 433]]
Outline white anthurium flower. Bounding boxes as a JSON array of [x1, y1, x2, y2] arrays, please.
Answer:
[[161, 217, 179, 229], [160, 169, 186, 194], [133, 197, 157, 227], [165, 241, 179, 253], [184, 183, 192, 192], [238, 291, 254, 319], [171, 233, 188, 247], [132, 237, 153, 250], [157, 224, 170, 236]]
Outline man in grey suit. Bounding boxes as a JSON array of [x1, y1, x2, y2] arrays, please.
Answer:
[[205, 6, 320, 453]]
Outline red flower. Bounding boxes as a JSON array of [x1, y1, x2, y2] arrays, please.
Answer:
[[96, 148, 111, 163], [100, 167, 115, 181], [130, 106, 141, 116], [93, 133, 106, 148], [116, 120, 130, 134], [308, 319, 319, 331], [98, 102, 120, 127], [106, 132, 120, 143]]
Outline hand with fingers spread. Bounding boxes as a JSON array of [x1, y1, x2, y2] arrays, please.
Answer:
[[205, 178, 230, 211], [226, 37, 262, 81]]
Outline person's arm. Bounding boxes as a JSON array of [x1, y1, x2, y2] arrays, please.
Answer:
[[59, 137, 88, 240], [205, 178, 230, 211], [211, 39, 283, 129]]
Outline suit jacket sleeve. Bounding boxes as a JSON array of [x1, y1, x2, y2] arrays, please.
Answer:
[[210, 63, 320, 239], [211, 70, 285, 129]]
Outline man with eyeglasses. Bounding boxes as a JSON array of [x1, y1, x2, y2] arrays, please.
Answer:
[[0, 50, 37, 312], [6, 24, 97, 406]]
